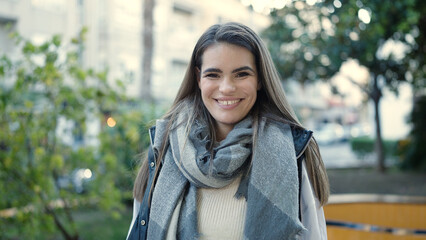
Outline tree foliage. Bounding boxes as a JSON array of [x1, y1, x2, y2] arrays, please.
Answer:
[[400, 95, 426, 171], [0, 29, 157, 239], [263, 0, 425, 171]]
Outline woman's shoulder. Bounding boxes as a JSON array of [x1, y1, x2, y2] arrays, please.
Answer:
[[261, 112, 312, 158]]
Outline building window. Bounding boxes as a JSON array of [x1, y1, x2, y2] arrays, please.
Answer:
[[172, 3, 194, 31], [0, 17, 17, 55], [31, 0, 66, 12]]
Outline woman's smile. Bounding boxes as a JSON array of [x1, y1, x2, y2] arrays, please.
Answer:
[[215, 98, 242, 108]]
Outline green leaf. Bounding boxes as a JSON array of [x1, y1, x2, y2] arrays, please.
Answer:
[[22, 41, 36, 54], [39, 42, 50, 52], [51, 154, 64, 169], [52, 35, 62, 47], [45, 52, 58, 63]]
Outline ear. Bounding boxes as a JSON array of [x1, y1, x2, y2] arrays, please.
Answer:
[[257, 81, 262, 90]]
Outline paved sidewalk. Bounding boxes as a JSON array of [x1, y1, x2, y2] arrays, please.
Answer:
[[317, 142, 426, 196]]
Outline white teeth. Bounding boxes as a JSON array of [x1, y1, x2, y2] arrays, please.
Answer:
[[218, 100, 240, 105]]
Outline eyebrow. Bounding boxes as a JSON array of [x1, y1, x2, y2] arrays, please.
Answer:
[[202, 66, 255, 74]]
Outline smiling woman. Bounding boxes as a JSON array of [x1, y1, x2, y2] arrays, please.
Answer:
[[127, 22, 329, 240]]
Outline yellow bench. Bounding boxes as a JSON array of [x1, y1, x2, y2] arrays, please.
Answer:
[[324, 194, 426, 240]]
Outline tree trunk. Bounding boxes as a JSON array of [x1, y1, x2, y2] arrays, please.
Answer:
[[141, 0, 155, 101], [41, 193, 79, 240], [372, 76, 385, 172]]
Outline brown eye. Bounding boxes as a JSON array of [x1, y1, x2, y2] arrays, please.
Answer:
[[205, 73, 220, 78], [236, 72, 250, 78]]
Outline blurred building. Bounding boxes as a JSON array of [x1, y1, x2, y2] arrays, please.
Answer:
[[0, 0, 269, 100], [0, 0, 410, 141]]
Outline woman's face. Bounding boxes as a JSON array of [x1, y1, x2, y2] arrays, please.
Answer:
[[198, 43, 260, 140]]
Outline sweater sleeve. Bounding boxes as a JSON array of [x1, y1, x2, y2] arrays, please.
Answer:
[[126, 199, 141, 240], [300, 162, 328, 240]]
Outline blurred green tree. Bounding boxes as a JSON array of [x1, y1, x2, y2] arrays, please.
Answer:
[[263, 0, 425, 172], [0, 28, 156, 239], [400, 95, 426, 171]]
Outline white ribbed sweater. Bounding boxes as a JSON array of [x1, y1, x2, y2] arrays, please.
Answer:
[[197, 176, 246, 240]]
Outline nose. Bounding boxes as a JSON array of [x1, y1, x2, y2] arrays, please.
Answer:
[[219, 77, 236, 94]]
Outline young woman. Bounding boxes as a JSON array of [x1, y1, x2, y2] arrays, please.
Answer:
[[127, 22, 329, 240]]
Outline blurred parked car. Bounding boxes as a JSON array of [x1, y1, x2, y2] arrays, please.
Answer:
[[349, 123, 372, 138], [314, 123, 345, 145]]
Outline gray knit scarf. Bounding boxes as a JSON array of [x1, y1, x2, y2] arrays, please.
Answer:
[[147, 112, 305, 239]]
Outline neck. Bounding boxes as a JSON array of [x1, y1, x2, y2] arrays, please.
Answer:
[[215, 123, 233, 142]]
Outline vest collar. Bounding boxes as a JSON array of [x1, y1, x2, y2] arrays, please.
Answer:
[[291, 127, 313, 159]]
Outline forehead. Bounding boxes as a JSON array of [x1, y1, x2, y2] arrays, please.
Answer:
[[201, 43, 256, 70]]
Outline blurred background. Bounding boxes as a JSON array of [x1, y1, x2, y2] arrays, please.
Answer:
[[0, 0, 425, 239]]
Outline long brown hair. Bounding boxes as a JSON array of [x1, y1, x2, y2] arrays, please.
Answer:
[[133, 22, 329, 206]]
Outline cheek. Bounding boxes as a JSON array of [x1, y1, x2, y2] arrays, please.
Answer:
[[199, 83, 210, 107], [244, 83, 259, 99], [199, 81, 215, 98]]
